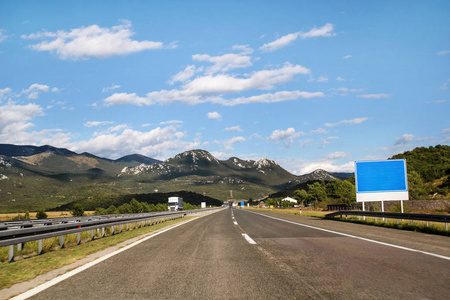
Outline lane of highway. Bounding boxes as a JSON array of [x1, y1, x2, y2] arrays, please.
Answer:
[[17, 207, 450, 299], [233, 208, 450, 299]]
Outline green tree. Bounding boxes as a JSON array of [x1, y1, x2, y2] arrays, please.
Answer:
[[36, 210, 48, 219], [408, 170, 427, 199], [24, 211, 30, 220], [141, 202, 151, 212], [106, 205, 118, 215], [335, 180, 356, 205], [130, 198, 144, 213], [118, 203, 132, 214], [307, 182, 327, 202], [71, 203, 85, 217], [293, 189, 308, 206], [95, 207, 108, 215]]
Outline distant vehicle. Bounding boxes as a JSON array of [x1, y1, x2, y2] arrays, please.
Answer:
[[168, 197, 183, 211]]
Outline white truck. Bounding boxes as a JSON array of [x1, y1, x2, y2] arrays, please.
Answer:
[[168, 197, 183, 211]]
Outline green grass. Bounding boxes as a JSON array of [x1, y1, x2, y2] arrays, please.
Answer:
[[247, 207, 450, 236], [327, 215, 450, 236], [0, 216, 194, 289], [245, 207, 328, 218]]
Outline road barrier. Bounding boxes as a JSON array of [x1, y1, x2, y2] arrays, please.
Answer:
[[326, 210, 450, 230], [1, 208, 217, 263]]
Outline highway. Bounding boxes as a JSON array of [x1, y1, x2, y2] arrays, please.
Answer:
[[21, 207, 450, 299]]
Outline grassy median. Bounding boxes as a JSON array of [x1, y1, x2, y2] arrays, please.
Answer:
[[0, 216, 194, 290]]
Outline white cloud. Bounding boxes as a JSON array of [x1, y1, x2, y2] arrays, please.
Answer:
[[321, 136, 339, 147], [22, 20, 166, 60], [193, 52, 253, 74], [280, 156, 354, 175], [103, 62, 312, 106], [169, 65, 201, 84], [232, 44, 254, 54], [309, 127, 328, 135], [437, 50, 450, 56], [103, 92, 149, 106], [84, 121, 113, 127], [225, 125, 243, 132], [223, 90, 324, 106], [0, 88, 12, 99], [343, 55, 352, 59], [426, 100, 447, 104], [207, 112, 222, 120], [357, 93, 391, 99], [439, 79, 450, 90], [260, 23, 335, 52], [324, 117, 368, 127], [316, 76, 329, 83], [323, 151, 349, 160], [268, 127, 303, 141], [20, 83, 50, 99], [69, 125, 187, 159], [443, 128, 450, 134], [159, 120, 183, 125], [0, 102, 45, 143], [102, 84, 121, 93], [394, 134, 415, 145], [223, 136, 246, 150], [0, 29, 7, 42], [336, 76, 346, 81]]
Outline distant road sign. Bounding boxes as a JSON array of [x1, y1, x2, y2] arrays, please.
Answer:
[[355, 159, 409, 202]]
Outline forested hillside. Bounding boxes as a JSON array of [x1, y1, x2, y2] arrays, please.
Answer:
[[391, 145, 450, 198]]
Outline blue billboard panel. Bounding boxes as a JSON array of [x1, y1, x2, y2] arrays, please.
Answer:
[[355, 160, 409, 202]]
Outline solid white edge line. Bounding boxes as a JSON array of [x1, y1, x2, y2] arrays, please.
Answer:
[[10, 213, 215, 300], [247, 210, 450, 261], [242, 233, 257, 244]]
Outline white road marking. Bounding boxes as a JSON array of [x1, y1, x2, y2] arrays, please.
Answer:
[[242, 233, 257, 244], [10, 215, 212, 300], [233, 221, 238, 225], [248, 211, 450, 261]]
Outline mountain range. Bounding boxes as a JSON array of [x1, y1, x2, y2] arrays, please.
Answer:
[[0, 144, 351, 212]]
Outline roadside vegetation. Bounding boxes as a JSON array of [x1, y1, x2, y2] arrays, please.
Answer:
[[263, 145, 450, 210], [246, 206, 450, 236], [0, 216, 194, 289]]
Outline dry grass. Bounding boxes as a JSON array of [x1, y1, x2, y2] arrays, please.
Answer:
[[0, 211, 96, 221]]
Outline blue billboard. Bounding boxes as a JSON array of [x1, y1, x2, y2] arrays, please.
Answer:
[[355, 159, 408, 202]]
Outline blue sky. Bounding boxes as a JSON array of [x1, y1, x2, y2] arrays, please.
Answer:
[[0, 0, 449, 175]]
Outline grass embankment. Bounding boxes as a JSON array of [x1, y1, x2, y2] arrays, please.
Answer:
[[246, 207, 450, 236], [0, 216, 194, 290]]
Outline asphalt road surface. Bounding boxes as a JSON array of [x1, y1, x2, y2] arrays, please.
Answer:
[[26, 208, 449, 299]]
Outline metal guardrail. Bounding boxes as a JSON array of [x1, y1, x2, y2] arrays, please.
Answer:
[[326, 210, 450, 229], [1, 208, 219, 262]]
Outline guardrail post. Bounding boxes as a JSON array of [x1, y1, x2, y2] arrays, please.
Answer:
[[446, 223, 448, 231], [120, 224, 123, 233], [77, 232, 81, 245], [91, 230, 95, 240], [101, 227, 105, 237], [60, 235, 65, 248], [38, 239, 43, 255], [17, 243, 23, 252], [127, 223, 129, 231], [8, 245, 14, 263], [111, 226, 115, 235]]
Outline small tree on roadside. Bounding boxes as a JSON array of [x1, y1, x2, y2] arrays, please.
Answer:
[[36, 210, 48, 219], [71, 203, 85, 217]]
